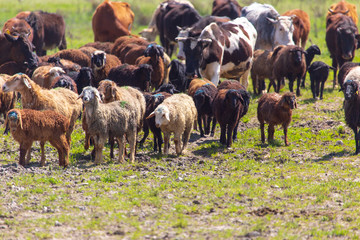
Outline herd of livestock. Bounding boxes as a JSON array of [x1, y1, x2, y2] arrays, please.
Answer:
[[0, 0, 360, 167]]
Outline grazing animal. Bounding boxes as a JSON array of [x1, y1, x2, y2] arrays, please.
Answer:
[[326, 14, 360, 88], [2, 74, 82, 145], [193, 84, 218, 137], [92, 0, 135, 42], [176, 17, 257, 87], [257, 92, 297, 146], [32, 66, 65, 89], [241, 2, 295, 50], [49, 49, 92, 68], [343, 79, 360, 154], [300, 44, 322, 88], [213, 87, 250, 147], [146, 93, 197, 155], [271, 45, 307, 96], [0, 75, 16, 120], [50, 75, 78, 94], [25, 11, 67, 56], [338, 62, 360, 90], [139, 92, 172, 153], [250, 49, 275, 95], [211, 0, 242, 20], [80, 41, 114, 54], [111, 36, 150, 64], [168, 59, 188, 92], [108, 64, 153, 92], [79, 87, 138, 164], [187, 78, 216, 97], [91, 50, 121, 87], [6, 109, 70, 167], [154, 83, 179, 95], [2, 17, 33, 42], [75, 67, 94, 94], [282, 9, 310, 49], [308, 61, 335, 99], [327, 0, 358, 25]]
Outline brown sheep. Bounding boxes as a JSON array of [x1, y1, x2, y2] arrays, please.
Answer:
[[0, 74, 16, 119], [50, 75, 78, 94], [2, 17, 33, 42], [271, 45, 307, 96], [217, 80, 246, 90], [111, 36, 150, 64], [6, 109, 70, 167], [48, 49, 91, 67], [79, 46, 99, 59], [91, 50, 122, 87], [257, 92, 297, 146], [187, 78, 216, 97], [32, 66, 65, 89], [81, 41, 114, 54], [251, 49, 276, 95]]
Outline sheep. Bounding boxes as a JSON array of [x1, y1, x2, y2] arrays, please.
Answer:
[[135, 43, 165, 90], [168, 59, 189, 92], [213, 88, 250, 147], [154, 83, 180, 95], [108, 64, 153, 92], [32, 66, 66, 89], [74, 67, 94, 94], [187, 78, 216, 97], [193, 83, 218, 137], [79, 86, 138, 164], [343, 79, 360, 154], [90, 50, 122, 87], [48, 49, 92, 67], [146, 93, 197, 155], [218, 80, 246, 90], [308, 61, 335, 100], [0, 74, 16, 120], [111, 36, 150, 64], [50, 75, 78, 94], [2, 73, 82, 145], [81, 41, 114, 54], [257, 92, 297, 146], [271, 45, 307, 96], [139, 92, 172, 153], [6, 109, 70, 167], [300, 44, 321, 88], [250, 49, 275, 95], [338, 62, 360, 91]]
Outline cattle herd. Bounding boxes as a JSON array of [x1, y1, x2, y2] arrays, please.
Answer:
[[0, 0, 360, 167]]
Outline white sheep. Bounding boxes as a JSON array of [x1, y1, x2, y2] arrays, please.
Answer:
[[147, 93, 197, 155], [32, 66, 66, 89]]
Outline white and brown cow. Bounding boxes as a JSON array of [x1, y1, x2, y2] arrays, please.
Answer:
[[176, 17, 257, 88]]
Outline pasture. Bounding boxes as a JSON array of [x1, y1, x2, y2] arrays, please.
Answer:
[[1, 0, 360, 239]]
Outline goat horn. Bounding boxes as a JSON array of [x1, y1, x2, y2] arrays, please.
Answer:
[[146, 111, 155, 119], [328, 8, 334, 14]]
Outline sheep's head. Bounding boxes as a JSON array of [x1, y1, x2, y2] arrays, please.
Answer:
[[193, 89, 206, 110], [280, 92, 297, 109], [144, 43, 164, 60], [97, 79, 117, 103], [137, 64, 153, 92], [305, 44, 321, 56], [146, 105, 170, 128], [225, 89, 245, 108], [344, 80, 359, 100], [2, 73, 31, 92], [79, 86, 102, 104], [91, 50, 107, 70], [5, 109, 22, 131], [289, 47, 306, 65]]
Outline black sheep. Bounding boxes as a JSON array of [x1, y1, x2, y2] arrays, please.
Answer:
[[74, 67, 94, 94], [154, 83, 180, 95], [300, 44, 321, 88], [193, 84, 218, 137], [308, 61, 335, 99], [168, 59, 189, 92], [343, 80, 360, 154]]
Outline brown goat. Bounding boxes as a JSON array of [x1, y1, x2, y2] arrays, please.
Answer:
[[6, 109, 70, 167], [257, 92, 297, 146]]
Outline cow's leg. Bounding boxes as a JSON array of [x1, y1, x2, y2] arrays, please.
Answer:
[[296, 76, 301, 96], [240, 68, 250, 89], [289, 77, 294, 93], [201, 62, 221, 86]]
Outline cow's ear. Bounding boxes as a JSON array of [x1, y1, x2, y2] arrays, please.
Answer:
[[356, 34, 360, 49]]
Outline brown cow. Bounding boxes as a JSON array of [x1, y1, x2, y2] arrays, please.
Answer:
[[282, 9, 310, 49], [2, 18, 33, 42], [327, 0, 358, 25], [326, 14, 360, 88], [26, 11, 67, 56], [211, 0, 242, 20], [92, 0, 135, 42]]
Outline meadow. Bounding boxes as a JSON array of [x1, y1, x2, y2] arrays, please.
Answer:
[[1, 0, 360, 239]]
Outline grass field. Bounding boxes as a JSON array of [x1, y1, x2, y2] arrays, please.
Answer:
[[1, 0, 360, 239]]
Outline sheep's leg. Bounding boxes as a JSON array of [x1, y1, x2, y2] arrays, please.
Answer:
[[210, 116, 216, 137], [109, 137, 115, 159], [40, 141, 46, 167], [117, 135, 125, 163], [205, 115, 211, 135], [252, 76, 258, 95], [94, 136, 104, 165], [311, 78, 316, 99], [19, 143, 31, 166], [315, 80, 321, 99], [198, 114, 204, 137], [232, 121, 239, 142], [296, 77, 301, 96], [300, 72, 306, 88], [260, 122, 265, 144], [139, 121, 149, 148], [157, 131, 163, 154], [154, 127, 163, 153], [268, 124, 275, 143], [259, 78, 266, 94], [268, 79, 274, 93], [288, 78, 294, 93], [127, 132, 137, 163], [163, 133, 170, 155], [275, 78, 281, 93], [283, 124, 289, 146], [320, 81, 325, 100], [219, 123, 226, 145], [25, 145, 33, 165], [226, 124, 234, 148], [174, 133, 182, 155], [182, 128, 192, 154]]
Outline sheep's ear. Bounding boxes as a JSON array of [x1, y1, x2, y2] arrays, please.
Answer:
[[94, 91, 102, 103], [23, 76, 31, 89], [164, 112, 170, 122], [18, 111, 23, 130], [146, 111, 155, 119], [111, 87, 117, 99]]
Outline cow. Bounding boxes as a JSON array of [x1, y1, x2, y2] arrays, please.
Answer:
[[176, 15, 231, 60], [326, 14, 360, 88], [327, 0, 358, 25], [2, 18, 34, 42], [26, 11, 67, 56], [92, 0, 135, 42], [282, 9, 310, 49], [0, 32, 38, 72], [176, 17, 257, 88], [241, 2, 295, 50], [139, 0, 194, 42], [211, 0, 242, 20], [155, 1, 201, 57]]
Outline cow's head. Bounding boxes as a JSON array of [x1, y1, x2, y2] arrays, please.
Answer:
[[267, 16, 295, 48], [343, 80, 359, 100], [336, 26, 360, 60], [4, 32, 38, 69], [91, 50, 106, 70], [176, 26, 192, 60]]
